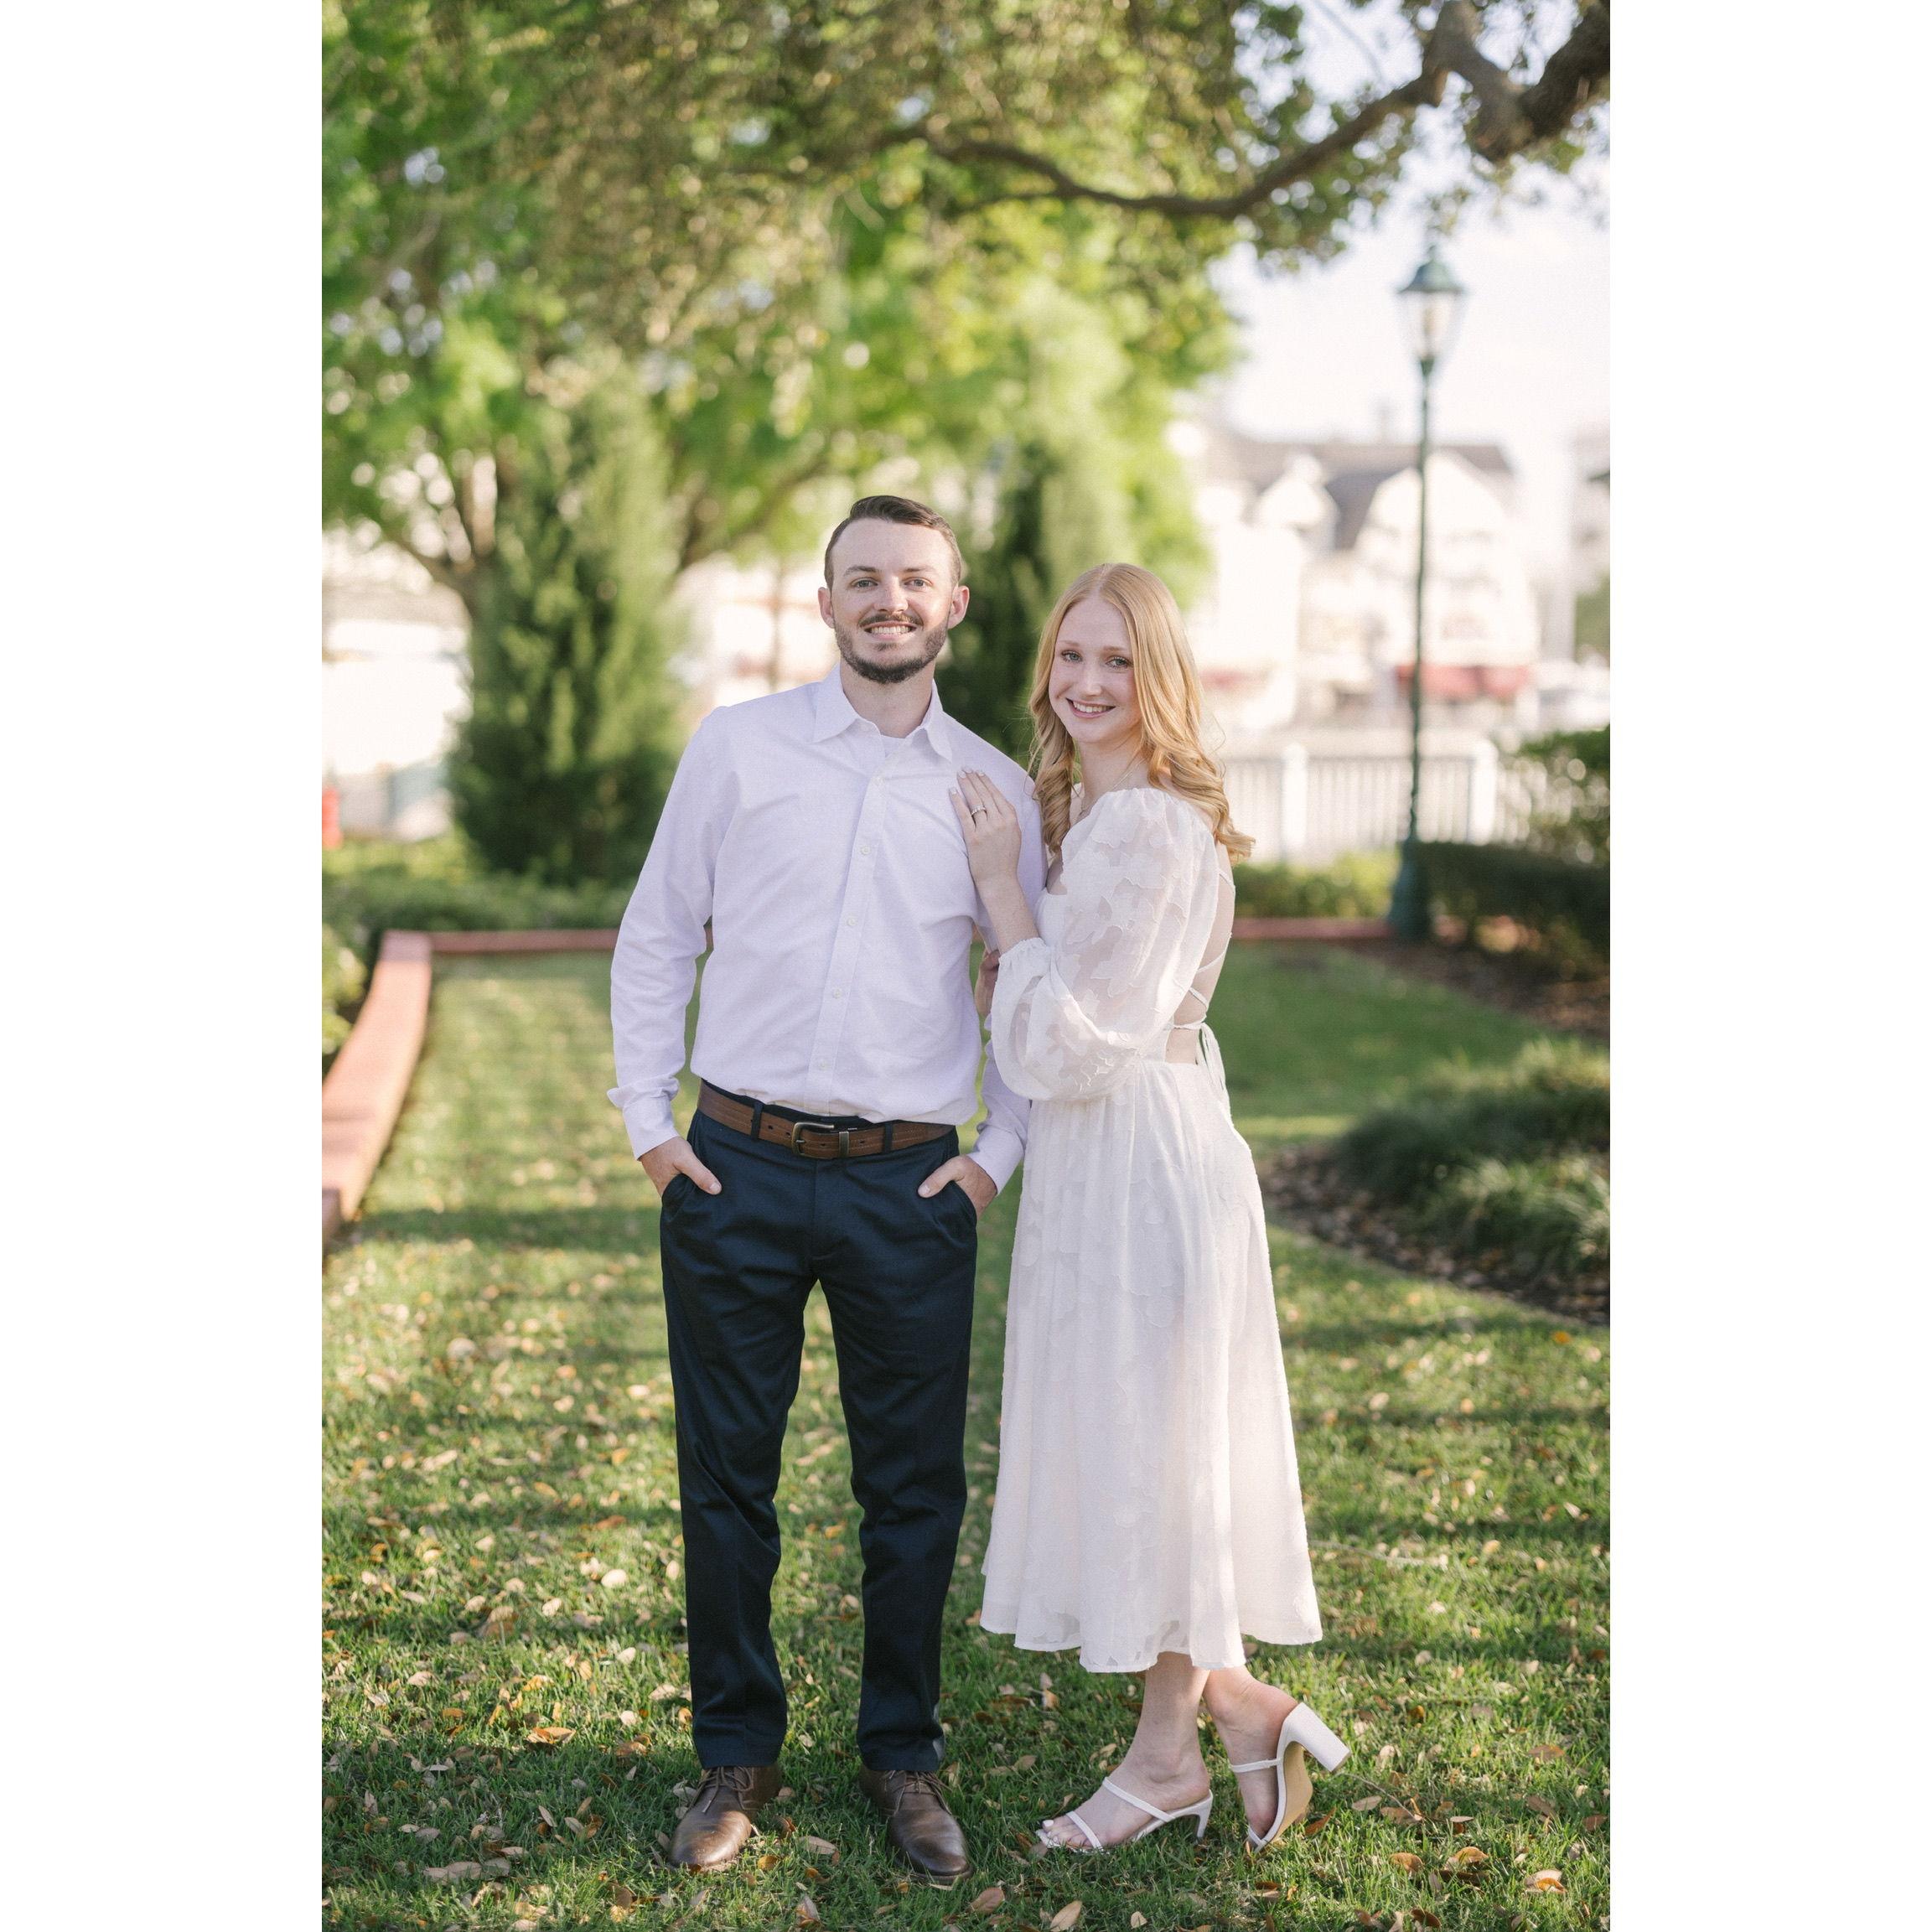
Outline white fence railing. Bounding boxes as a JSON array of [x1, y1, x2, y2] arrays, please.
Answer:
[[1225, 743, 1568, 862]]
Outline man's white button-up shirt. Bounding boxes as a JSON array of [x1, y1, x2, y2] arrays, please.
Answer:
[[609, 666, 1046, 1190]]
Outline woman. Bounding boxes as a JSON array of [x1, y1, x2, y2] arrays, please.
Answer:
[[946, 562, 1347, 1854]]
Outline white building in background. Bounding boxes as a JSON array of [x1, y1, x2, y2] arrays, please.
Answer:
[[323, 529, 468, 838], [321, 412, 1603, 847], [1177, 422, 1546, 747], [675, 552, 837, 718]]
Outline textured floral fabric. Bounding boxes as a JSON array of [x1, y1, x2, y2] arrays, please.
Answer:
[[981, 787, 1323, 1671]]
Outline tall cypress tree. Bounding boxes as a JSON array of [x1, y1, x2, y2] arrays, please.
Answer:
[[451, 372, 685, 884], [939, 443, 1055, 763]]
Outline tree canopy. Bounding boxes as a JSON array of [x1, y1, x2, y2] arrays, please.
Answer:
[[323, 2, 1608, 869]]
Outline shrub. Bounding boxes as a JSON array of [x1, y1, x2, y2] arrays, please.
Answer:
[[1419, 841, 1608, 970], [1329, 1039, 1609, 1287], [1416, 1153, 1608, 1283], [1232, 849, 1397, 919], [1334, 1037, 1608, 1205], [324, 923, 368, 1065], [1509, 724, 1609, 864]]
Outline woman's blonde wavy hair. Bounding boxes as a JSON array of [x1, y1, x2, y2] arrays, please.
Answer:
[[1026, 562, 1253, 862]]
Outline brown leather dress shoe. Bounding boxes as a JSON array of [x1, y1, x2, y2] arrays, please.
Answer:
[[858, 1767, 971, 1884], [668, 1764, 781, 1871]]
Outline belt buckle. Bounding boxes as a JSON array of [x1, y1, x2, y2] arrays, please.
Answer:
[[789, 1118, 850, 1158]]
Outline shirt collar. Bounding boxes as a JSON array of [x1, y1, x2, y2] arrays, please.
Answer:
[[810, 663, 957, 760]]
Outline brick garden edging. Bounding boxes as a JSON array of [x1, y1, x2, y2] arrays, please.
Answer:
[[319, 917, 1387, 1246], [323, 930, 433, 1243]]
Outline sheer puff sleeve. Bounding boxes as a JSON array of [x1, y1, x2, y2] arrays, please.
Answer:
[[989, 786, 1220, 1102]]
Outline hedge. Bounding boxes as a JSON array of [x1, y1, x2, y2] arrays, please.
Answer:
[[1418, 840, 1608, 963], [1232, 849, 1396, 919], [324, 837, 634, 953]]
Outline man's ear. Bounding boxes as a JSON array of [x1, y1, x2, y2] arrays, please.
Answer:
[[948, 583, 971, 626], [816, 584, 835, 626]]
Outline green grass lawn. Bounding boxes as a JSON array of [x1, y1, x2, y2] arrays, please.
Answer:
[[324, 946, 1606, 1930]]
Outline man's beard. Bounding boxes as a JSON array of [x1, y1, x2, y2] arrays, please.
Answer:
[[833, 613, 950, 686]]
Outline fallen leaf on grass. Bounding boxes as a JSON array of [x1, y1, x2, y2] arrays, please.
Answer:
[[1351, 1795, 1383, 1811], [526, 1726, 573, 1748], [795, 1898, 821, 1924], [407, 1670, 436, 1687], [1409, 1912, 1441, 1929], [1527, 1869, 1566, 1893], [1445, 1847, 1488, 1867], [1129, 1916, 1147, 1929], [600, 1569, 629, 1589], [1521, 1795, 1557, 1819], [1389, 1852, 1425, 1874], [1049, 1905, 1084, 1930], [969, 1884, 1006, 1914], [1303, 1812, 1329, 1836], [424, 1862, 483, 1883], [1579, 1813, 1607, 1831], [803, 1836, 838, 1857], [758, 1853, 780, 1871], [476, 1605, 518, 1641], [1529, 1743, 1564, 1762], [540, 1598, 564, 1617]]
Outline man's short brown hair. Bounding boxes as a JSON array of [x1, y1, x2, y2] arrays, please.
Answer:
[[822, 495, 965, 588]]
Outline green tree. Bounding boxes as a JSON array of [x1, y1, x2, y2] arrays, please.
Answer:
[[324, 3, 1608, 876], [940, 444, 1054, 757], [450, 368, 684, 883]]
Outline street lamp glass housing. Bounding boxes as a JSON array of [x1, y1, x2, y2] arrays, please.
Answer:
[[1398, 251, 1468, 369]]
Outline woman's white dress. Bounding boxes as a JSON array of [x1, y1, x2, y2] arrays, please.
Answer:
[[979, 786, 1323, 1672]]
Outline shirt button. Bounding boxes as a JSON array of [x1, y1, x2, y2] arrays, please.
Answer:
[[845, 917, 857, 928], [816, 1059, 829, 1069], [830, 989, 842, 999], [860, 843, 873, 857]]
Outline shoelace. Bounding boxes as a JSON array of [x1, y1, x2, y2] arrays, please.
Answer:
[[696, 1765, 755, 1806], [893, 1769, 946, 1806]]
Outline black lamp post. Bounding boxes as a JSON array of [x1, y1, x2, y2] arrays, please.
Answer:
[[1386, 248, 1468, 944]]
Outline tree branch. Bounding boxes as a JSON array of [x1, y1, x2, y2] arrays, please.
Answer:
[[1428, 1, 1611, 164], [913, 1, 1607, 220], [924, 73, 1437, 221]]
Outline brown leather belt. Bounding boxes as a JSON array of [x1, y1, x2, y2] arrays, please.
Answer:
[[697, 1083, 951, 1161]]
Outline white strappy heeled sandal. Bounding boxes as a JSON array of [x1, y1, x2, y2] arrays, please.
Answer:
[[1038, 1775, 1214, 1852], [1228, 1701, 1350, 1853]]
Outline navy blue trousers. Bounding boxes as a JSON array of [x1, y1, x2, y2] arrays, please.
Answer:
[[658, 1103, 979, 1771]]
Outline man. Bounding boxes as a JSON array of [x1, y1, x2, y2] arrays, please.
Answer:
[[609, 495, 1045, 1883]]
